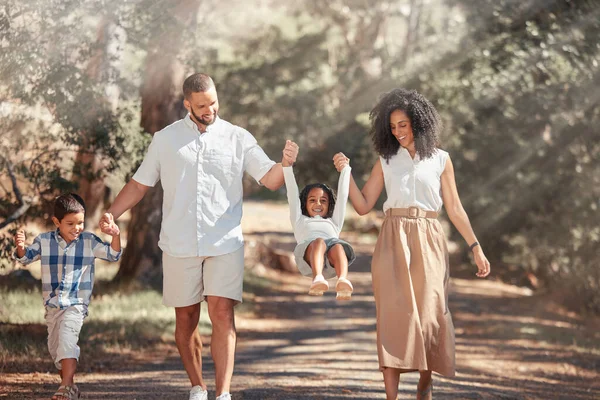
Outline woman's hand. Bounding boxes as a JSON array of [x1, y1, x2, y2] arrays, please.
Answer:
[[473, 247, 491, 278], [333, 152, 350, 172]]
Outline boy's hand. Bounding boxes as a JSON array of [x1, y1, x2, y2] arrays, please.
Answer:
[[15, 229, 26, 259], [105, 223, 120, 237], [15, 229, 26, 250], [333, 152, 350, 172], [282, 140, 299, 167]]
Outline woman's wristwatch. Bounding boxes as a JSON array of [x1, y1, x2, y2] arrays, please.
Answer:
[[469, 241, 480, 252]]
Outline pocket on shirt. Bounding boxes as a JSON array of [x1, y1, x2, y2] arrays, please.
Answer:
[[205, 150, 237, 183]]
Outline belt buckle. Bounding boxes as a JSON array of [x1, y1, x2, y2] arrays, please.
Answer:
[[407, 206, 420, 218]]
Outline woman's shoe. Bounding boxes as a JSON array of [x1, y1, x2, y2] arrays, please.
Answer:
[[335, 277, 353, 300], [308, 277, 329, 295]]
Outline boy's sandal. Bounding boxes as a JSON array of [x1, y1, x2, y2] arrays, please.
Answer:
[[335, 277, 354, 300], [52, 384, 80, 400], [308, 277, 329, 296]]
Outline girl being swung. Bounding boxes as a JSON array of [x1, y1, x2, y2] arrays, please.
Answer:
[[282, 141, 356, 299]]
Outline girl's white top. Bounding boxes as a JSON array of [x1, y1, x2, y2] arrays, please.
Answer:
[[283, 165, 351, 244], [380, 147, 449, 213]]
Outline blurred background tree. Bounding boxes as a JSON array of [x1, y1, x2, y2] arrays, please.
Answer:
[[1, 0, 598, 312], [421, 0, 600, 311]]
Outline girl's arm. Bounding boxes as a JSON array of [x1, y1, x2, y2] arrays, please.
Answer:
[[333, 153, 384, 216], [440, 156, 491, 278], [283, 166, 302, 225], [332, 165, 351, 229]]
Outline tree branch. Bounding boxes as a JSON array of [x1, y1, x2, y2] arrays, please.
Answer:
[[0, 157, 31, 229]]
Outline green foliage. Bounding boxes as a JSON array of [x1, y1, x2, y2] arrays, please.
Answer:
[[1, 0, 598, 313], [422, 0, 600, 312], [0, 1, 147, 264]]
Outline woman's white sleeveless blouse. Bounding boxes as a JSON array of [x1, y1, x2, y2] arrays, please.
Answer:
[[380, 147, 449, 213]]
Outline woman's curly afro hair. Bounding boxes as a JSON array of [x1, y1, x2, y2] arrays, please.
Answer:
[[299, 183, 336, 219], [369, 88, 442, 161]]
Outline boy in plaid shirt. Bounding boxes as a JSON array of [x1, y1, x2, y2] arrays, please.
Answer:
[[14, 193, 121, 400]]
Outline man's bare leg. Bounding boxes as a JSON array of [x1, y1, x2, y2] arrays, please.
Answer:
[[175, 303, 206, 390], [207, 296, 236, 397]]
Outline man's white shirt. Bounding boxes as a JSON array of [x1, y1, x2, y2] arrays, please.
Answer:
[[132, 115, 275, 257]]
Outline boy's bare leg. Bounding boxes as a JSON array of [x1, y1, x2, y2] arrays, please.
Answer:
[[175, 303, 206, 390], [207, 296, 236, 397], [327, 244, 348, 279], [59, 359, 77, 385], [51, 359, 77, 399]]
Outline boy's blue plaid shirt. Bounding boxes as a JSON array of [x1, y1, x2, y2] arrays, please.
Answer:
[[15, 230, 121, 309]]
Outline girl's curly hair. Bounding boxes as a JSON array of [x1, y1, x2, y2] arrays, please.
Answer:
[[369, 88, 441, 161], [299, 183, 336, 219]]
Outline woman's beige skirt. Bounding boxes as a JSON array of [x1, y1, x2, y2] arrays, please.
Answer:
[[372, 211, 455, 377]]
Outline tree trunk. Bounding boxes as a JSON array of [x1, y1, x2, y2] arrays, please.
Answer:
[[113, 0, 201, 287], [75, 18, 112, 226]]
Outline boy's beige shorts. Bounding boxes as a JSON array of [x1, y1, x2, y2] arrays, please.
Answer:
[[45, 305, 87, 369], [162, 246, 245, 307]]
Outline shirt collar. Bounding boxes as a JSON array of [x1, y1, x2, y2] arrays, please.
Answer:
[[52, 229, 79, 249], [184, 114, 220, 134], [399, 146, 420, 162]]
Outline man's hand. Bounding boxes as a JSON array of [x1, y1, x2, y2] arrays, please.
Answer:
[[332, 152, 350, 172], [100, 212, 120, 236], [282, 140, 299, 167]]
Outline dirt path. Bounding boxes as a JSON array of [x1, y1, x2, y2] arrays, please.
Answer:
[[2, 202, 599, 399]]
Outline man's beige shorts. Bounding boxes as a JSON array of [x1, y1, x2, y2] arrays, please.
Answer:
[[162, 246, 245, 307]]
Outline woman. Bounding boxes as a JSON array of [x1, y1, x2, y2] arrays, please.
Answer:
[[333, 88, 490, 400]]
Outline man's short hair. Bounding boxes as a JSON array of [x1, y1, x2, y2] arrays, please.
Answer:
[[54, 193, 86, 221], [183, 73, 215, 98]]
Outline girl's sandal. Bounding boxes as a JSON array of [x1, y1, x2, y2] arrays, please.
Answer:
[[308, 277, 329, 296], [52, 384, 81, 400], [335, 277, 354, 300]]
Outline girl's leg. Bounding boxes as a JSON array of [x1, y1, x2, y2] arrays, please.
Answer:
[[327, 244, 348, 279], [382, 367, 401, 400], [328, 244, 352, 299], [304, 238, 326, 279], [304, 239, 328, 295]]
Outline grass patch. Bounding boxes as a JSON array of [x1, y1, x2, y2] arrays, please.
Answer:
[[0, 268, 276, 373], [0, 288, 210, 373]]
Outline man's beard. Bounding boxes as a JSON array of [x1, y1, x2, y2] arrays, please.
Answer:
[[191, 108, 217, 127]]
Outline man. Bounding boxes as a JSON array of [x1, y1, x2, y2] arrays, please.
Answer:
[[100, 73, 299, 400]]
